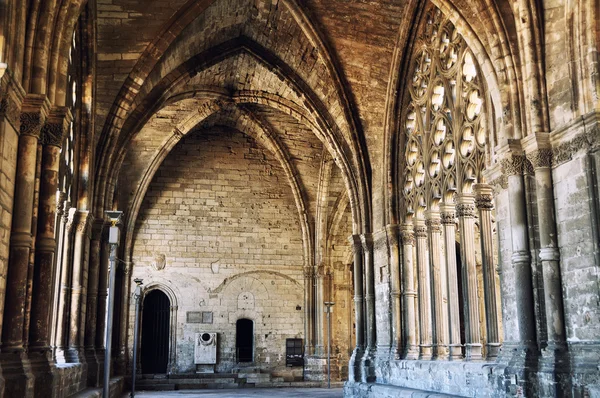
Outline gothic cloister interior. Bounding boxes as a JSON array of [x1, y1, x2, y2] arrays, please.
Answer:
[[0, 0, 599, 397]]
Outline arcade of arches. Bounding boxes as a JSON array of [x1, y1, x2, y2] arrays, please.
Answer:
[[0, 0, 598, 397]]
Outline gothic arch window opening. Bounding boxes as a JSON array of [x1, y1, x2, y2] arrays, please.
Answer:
[[399, 5, 501, 361]]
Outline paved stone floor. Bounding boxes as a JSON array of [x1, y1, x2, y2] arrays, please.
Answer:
[[126, 388, 343, 397]]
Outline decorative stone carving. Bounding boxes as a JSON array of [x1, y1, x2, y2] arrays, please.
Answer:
[[20, 111, 43, 138], [527, 149, 553, 169], [475, 193, 494, 210], [40, 123, 65, 148], [500, 155, 525, 176], [425, 218, 442, 232], [152, 253, 166, 271], [440, 211, 456, 225], [400, 227, 415, 245], [552, 127, 599, 165], [414, 225, 428, 238], [456, 203, 476, 218]]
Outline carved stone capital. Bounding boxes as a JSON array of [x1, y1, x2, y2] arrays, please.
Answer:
[[360, 234, 373, 252], [456, 203, 476, 218], [41, 107, 72, 148], [56, 192, 67, 217], [75, 211, 93, 237], [303, 265, 314, 278], [414, 223, 428, 239], [0, 70, 25, 129], [500, 154, 526, 176], [65, 208, 77, 233], [425, 218, 442, 232], [473, 184, 494, 211], [19, 95, 50, 138], [400, 224, 415, 246], [526, 148, 553, 169]]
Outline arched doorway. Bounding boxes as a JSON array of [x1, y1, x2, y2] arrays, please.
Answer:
[[141, 290, 170, 374], [236, 319, 253, 363]]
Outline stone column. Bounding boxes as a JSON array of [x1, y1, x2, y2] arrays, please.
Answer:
[[66, 210, 92, 363], [414, 219, 433, 360], [348, 235, 364, 382], [303, 265, 314, 356], [117, 262, 132, 374], [28, 108, 71, 397], [440, 204, 462, 359], [1, 95, 49, 397], [526, 146, 566, 350], [426, 211, 448, 360], [49, 196, 67, 360], [474, 184, 501, 360], [314, 264, 325, 356], [386, 224, 402, 358], [55, 208, 75, 363], [95, 227, 110, 357], [84, 219, 105, 386], [400, 223, 418, 359], [456, 194, 482, 360], [360, 234, 375, 382], [501, 154, 537, 350]]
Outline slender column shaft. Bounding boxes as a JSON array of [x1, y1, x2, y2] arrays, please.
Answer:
[[527, 149, 566, 346], [85, 222, 104, 349], [2, 101, 47, 351], [474, 184, 501, 359], [49, 194, 67, 359], [440, 204, 462, 359], [503, 155, 537, 345], [29, 140, 62, 351], [361, 234, 376, 352], [95, 232, 110, 350], [456, 194, 482, 360], [118, 264, 132, 373], [386, 224, 402, 358], [426, 212, 448, 360], [67, 210, 91, 362], [414, 220, 433, 359], [348, 235, 364, 381], [55, 208, 75, 362], [315, 265, 325, 355], [400, 224, 418, 359], [303, 266, 314, 356]]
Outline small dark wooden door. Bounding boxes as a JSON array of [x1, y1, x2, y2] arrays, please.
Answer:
[[236, 318, 253, 362], [141, 290, 170, 374]]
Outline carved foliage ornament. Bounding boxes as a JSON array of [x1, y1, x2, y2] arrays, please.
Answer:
[[400, 229, 415, 246], [527, 149, 553, 169], [500, 155, 525, 176], [456, 203, 476, 218], [475, 193, 494, 210], [40, 123, 65, 148], [20, 112, 44, 138], [440, 212, 456, 225]]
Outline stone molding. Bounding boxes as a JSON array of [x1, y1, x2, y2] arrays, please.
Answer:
[[552, 125, 599, 165]]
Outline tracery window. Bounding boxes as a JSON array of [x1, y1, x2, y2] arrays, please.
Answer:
[[399, 5, 501, 361]]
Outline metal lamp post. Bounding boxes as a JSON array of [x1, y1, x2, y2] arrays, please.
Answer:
[[324, 301, 335, 389], [103, 210, 123, 398], [131, 278, 143, 397]]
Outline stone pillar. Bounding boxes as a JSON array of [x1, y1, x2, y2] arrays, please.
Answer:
[[66, 210, 92, 363], [303, 265, 314, 356], [85, 219, 105, 386], [386, 224, 402, 358], [314, 264, 325, 356], [474, 184, 501, 360], [28, 108, 71, 397], [400, 223, 418, 359], [348, 235, 364, 382], [95, 226, 110, 364], [426, 211, 448, 360], [1, 95, 49, 397], [501, 154, 537, 349], [49, 195, 67, 360], [440, 204, 462, 359], [360, 234, 375, 382], [414, 219, 433, 360], [456, 194, 482, 360], [526, 145, 567, 350], [55, 207, 75, 363]]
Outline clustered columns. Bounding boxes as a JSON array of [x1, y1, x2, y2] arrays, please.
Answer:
[[426, 211, 448, 360], [524, 135, 567, 354], [456, 194, 483, 360], [348, 235, 365, 382], [474, 184, 501, 359], [414, 219, 433, 360], [399, 223, 419, 359], [440, 204, 462, 360]]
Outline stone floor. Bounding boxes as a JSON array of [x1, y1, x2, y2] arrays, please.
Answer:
[[124, 388, 343, 397]]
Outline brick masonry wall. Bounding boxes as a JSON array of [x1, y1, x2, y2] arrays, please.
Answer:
[[130, 127, 305, 374]]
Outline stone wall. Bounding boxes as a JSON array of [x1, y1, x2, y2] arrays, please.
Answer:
[[129, 128, 305, 375]]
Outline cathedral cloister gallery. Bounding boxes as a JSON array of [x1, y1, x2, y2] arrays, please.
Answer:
[[0, 0, 598, 397]]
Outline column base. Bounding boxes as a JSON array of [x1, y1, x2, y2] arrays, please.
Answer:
[[29, 351, 58, 398], [65, 347, 86, 364], [448, 344, 463, 360], [465, 343, 483, 361], [303, 355, 327, 381], [0, 352, 34, 398], [360, 347, 376, 383], [419, 344, 433, 360], [433, 344, 449, 360], [85, 348, 101, 387], [486, 342, 501, 361], [404, 345, 419, 360]]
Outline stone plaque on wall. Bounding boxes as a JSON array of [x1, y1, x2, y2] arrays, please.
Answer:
[[187, 311, 213, 324]]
